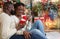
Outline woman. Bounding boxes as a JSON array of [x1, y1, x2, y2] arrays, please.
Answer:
[[10, 2, 47, 39]]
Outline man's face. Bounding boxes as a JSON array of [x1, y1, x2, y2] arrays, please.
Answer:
[[8, 4, 14, 11], [16, 5, 25, 16], [8, 4, 14, 14]]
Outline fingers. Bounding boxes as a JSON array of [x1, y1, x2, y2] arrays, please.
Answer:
[[24, 35, 29, 39], [24, 33, 29, 39], [24, 32, 31, 39], [23, 31, 31, 39], [28, 34, 31, 39], [23, 32, 28, 39]]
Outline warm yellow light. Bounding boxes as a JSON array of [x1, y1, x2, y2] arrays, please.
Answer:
[[51, 0, 59, 2], [44, 18, 57, 29]]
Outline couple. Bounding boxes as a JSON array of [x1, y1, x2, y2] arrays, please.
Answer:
[[0, 2, 47, 39]]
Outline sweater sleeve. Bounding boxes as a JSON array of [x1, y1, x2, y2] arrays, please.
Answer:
[[16, 26, 26, 35]]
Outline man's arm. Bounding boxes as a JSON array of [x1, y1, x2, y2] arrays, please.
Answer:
[[16, 26, 26, 35], [16, 25, 31, 39], [0, 13, 17, 39]]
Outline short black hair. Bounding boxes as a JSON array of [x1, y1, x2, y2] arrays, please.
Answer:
[[3, 2, 12, 7], [14, 2, 25, 10], [3, 2, 13, 12]]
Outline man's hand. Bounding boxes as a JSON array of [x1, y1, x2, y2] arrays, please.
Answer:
[[16, 23, 25, 30], [23, 31, 31, 39], [16, 25, 21, 30], [16, 24, 23, 30]]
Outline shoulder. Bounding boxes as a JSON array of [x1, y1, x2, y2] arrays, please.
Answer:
[[11, 15, 19, 23], [0, 13, 10, 17], [11, 15, 19, 20], [0, 13, 11, 22]]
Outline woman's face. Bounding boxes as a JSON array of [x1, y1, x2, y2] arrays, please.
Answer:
[[16, 5, 25, 17]]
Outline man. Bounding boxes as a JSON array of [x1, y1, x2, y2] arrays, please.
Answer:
[[0, 2, 18, 39], [10, 3, 47, 39]]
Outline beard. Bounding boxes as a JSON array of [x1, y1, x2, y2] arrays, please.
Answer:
[[10, 10, 16, 15]]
